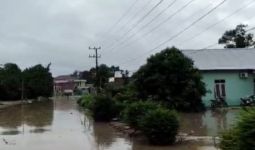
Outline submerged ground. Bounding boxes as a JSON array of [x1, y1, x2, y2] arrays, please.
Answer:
[[0, 97, 239, 150]]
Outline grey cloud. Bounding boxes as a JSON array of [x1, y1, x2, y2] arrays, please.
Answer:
[[0, 0, 254, 75]]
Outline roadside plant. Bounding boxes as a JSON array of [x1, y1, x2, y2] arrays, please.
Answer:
[[220, 108, 255, 150], [123, 101, 159, 129], [140, 108, 179, 145], [78, 94, 94, 110], [91, 94, 117, 122]]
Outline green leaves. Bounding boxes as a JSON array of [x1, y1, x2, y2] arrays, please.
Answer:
[[140, 108, 179, 145], [0, 63, 22, 100], [219, 24, 255, 48], [23, 64, 53, 99], [133, 47, 206, 112], [123, 101, 159, 128], [220, 109, 255, 150]]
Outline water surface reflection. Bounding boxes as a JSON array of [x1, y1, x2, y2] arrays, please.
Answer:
[[0, 98, 239, 150], [179, 109, 239, 136]]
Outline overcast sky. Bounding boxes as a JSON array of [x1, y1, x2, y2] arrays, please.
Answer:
[[0, 0, 255, 76]]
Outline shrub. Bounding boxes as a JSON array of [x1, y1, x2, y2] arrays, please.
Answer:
[[79, 94, 94, 109], [123, 101, 159, 128], [220, 109, 255, 150], [219, 128, 239, 150], [140, 108, 179, 145], [91, 94, 116, 122], [132, 47, 206, 112], [113, 101, 127, 120]]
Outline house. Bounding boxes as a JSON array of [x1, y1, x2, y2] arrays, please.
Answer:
[[182, 48, 255, 107], [74, 79, 91, 94], [108, 71, 126, 86], [54, 75, 76, 96], [54, 75, 89, 96]]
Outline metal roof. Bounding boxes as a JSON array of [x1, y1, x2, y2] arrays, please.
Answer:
[[181, 48, 255, 71]]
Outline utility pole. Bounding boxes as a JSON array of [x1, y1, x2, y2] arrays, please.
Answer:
[[89, 46, 101, 93], [21, 79, 24, 101]]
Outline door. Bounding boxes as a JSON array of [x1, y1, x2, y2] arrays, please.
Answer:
[[214, 80, 226, 99]]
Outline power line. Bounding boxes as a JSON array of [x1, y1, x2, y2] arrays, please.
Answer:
[[104, 0, 153, 48], [106, 0, 164, 49], [105, 0, 140, 34], [180, 0, 255, 44], [142, 0, 196, 38], [247, 26, 255, 31], [108, 2, 212, 54], [119, 0, 227, 65], [106, 0, 196, 53], [106, 0, 178, 52]]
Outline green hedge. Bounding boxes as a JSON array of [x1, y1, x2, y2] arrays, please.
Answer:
[[123, 101, 159, 128], [91, 94, 117, 122], [140, 108, 179, 145], [78, 94, 94, 109]]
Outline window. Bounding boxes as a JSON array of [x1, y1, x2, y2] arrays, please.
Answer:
[[214, 80, 226, 99]]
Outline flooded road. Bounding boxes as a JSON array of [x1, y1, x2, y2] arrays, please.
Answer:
[[0, 97, 239, 150]]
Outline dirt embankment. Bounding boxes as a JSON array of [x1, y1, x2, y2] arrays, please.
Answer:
[[109, 121, 220, 146], [0, 101, 23, 109]]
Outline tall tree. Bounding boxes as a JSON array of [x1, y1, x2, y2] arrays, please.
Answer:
[[94, 64, 114, 89], [133, 47, 206, 112], [219, 24, 254, 48], [80, 70, 94, 84], [22, 64, 53, 99], [0, 63, 22, 100]]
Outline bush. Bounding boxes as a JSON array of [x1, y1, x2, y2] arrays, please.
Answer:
[[220, 109, 255, 150], [91, 94, 117, 121], [123, 101, 159, 128], [132, 47, 206, 112], [140, 108, 179, 145], [219, 128, 239, 150], [78, 94, 94, 109]]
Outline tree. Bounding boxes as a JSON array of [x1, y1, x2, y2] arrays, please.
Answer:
[[132, 47, 206, 112], [219, 24, 254, 48], [80, 70, 94, 84], [22, 64, 53, 99], [0, 63, 22, 100], [95, 64, 114, 89]]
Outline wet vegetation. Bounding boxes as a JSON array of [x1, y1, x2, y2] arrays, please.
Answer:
[[140, 108, 179, 145], [123, 101, 160, 129], [220, 108, 255, 150], [0, 63, 53, 101], [77, 47, 208, 145]]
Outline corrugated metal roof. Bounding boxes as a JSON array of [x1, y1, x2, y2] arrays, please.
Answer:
[[181, 48, 255, 71]]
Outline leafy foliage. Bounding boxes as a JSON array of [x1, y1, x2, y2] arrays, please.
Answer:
[[219, 24, 255, 48], [123, 101, 159, 128], [133, 47, 206, 112], [219, 128, 239, 150], [140, 108, 179, 145], [23, 64, 53, 99], [77, 94, 94, 110], [0, 63, 22, 100], [220, 109, 255, 150], [91, 94, 117, 121], [0, 63, 53, 101]]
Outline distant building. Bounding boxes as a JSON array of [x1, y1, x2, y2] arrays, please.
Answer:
[[182, 48, 255, 106], [54, 75, 75, 96], [54, 75, 90, 96], [108, 71, 126, 86]]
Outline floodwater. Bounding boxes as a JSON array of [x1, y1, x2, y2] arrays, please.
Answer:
[[0, 97, 240, 150]]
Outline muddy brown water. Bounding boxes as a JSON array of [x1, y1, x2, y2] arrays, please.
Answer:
[[0, 97, 240, 150]]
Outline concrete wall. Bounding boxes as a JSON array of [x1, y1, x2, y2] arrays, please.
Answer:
[[202, 71, 254, 107]]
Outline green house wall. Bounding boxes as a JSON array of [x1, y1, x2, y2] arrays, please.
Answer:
[[201, 71, 254, 107]]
